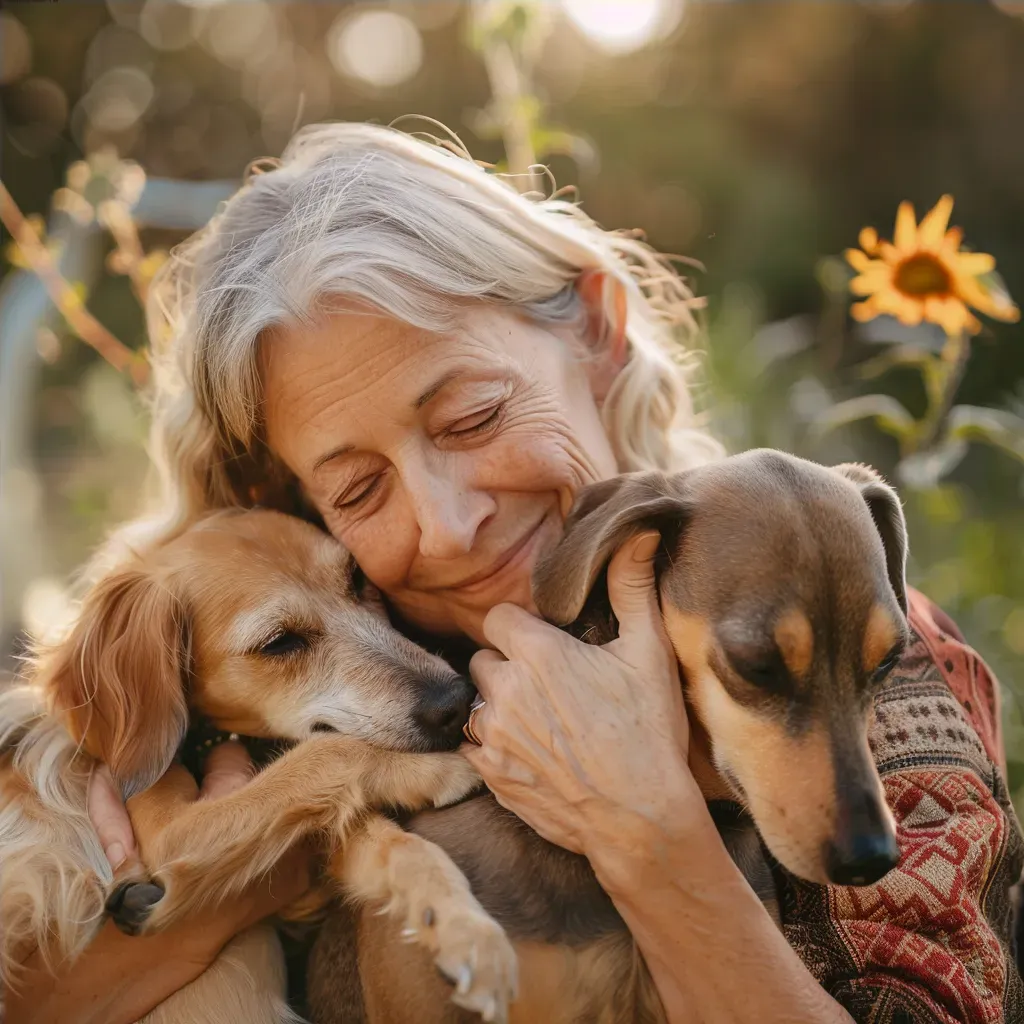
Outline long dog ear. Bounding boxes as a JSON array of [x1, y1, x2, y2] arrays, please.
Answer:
[[833, 463, 909, 616], [39, 563, 190, 799], [533, 472, 691, 626]]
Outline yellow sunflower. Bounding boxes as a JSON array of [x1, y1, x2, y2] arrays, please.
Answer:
[[845, 195, 1019, 336]]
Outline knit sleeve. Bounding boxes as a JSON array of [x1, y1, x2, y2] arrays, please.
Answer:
[[779, 589, 1024, 1024]]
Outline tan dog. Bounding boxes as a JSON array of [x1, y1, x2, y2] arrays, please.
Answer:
[[311, 450, 908, 1024], [0, 509, 517, 1023]]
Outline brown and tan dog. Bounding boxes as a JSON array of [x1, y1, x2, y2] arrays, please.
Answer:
[[0, 509, 517, 1023], [310, 450, 909, 1024]]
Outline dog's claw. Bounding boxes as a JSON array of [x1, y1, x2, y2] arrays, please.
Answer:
[[105, 880, 165, 936], [456, 964, 473, 994]]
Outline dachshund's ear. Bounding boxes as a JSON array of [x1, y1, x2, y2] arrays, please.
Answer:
[[832, 463, 909, 616], [40, 563, 190, 799], [533, 472, 692, 626]]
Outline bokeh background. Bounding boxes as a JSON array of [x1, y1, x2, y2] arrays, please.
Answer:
[[2, 0, 1024, 811]]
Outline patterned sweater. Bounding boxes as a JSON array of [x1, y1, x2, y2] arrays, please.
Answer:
[[781, 588, 1024, 1023]]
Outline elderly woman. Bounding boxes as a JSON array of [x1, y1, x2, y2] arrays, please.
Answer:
[[6, 123, 1022, 1024]]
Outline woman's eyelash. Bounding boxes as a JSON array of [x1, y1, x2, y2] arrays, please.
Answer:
[[446, 404, 503, 437], [333, 474, 383, 510]]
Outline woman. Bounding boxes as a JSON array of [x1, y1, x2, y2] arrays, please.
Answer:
[[6, 123, 1021, 1023]]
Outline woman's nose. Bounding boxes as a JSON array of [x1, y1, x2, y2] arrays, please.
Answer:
[[406, 464, 496, 560]]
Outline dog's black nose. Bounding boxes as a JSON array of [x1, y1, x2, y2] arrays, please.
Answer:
[[413, 674, 476, 750], [826, 830, 900, 886]]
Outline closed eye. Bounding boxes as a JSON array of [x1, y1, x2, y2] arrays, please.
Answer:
[[445, 404, 503, 438], [870, 644, 904, 684], [333, 474, 384, 510], [258, 630, 312, 657]]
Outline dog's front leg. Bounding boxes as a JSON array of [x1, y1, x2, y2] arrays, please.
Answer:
[[108, 739, 481, 936], [108, 735, 378, 935], [333, 813, 517, 1024]]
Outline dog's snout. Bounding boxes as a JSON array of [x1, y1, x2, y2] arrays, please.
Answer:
[[413, 674, 476, 750], [826, 787, 900, 886]]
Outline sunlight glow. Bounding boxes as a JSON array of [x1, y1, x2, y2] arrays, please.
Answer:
[[561, 0, 682, 55]]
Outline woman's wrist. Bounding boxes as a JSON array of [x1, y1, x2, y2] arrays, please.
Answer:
[[580, 749, 716, 900]]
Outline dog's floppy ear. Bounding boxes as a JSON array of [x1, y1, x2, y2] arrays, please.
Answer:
[[533, 472, 691, 626], [832, 463, 909, 616], [39, 563, 190, 799]]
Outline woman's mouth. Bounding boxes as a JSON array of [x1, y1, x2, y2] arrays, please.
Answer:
[[450, 515, 555, 596]]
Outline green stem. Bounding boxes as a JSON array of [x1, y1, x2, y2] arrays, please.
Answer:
[[914, 332, 969, 452]]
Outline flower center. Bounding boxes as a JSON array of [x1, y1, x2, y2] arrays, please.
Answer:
[[894, 254, 952, 297]]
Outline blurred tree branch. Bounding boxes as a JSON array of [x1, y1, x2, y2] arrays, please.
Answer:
[[0, 181, 147, 386]]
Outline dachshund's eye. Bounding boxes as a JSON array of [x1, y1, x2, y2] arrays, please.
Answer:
[[259, 631, 310, 657], [870, 647, 903, 684]]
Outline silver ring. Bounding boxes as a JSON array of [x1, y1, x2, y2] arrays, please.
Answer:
[[462, 697, 486, 746]]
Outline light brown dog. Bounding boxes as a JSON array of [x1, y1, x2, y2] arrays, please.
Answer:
[[0, 509, 517, 1023], [311, 450, 909, 1024]]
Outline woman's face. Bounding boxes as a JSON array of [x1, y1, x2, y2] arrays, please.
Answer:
[[262, 302, 621, 643]]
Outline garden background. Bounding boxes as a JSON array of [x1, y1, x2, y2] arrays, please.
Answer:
[[3, 0, 1024, 813]]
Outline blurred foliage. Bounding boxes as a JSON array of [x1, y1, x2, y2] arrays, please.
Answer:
[[2, 0, 1023, 811]]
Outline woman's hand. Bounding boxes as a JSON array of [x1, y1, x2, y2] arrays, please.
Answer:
[[5, 743, 310, 1024], [463, 532, 703, 882]]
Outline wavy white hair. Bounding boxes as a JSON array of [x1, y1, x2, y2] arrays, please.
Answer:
[[119, 120, 722, 559]]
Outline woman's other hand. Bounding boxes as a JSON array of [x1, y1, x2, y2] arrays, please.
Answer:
[[5, 742, 310, 1024], [463, 532, 703, 883]]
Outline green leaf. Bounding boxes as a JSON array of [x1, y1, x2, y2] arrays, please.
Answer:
[[812, 394, 916, 442], [897, 439, 969, 490], [857, 345, 937, 381], [946, 405, 1024, 462]]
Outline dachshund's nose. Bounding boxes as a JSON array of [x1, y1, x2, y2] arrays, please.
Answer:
[[826, 831, 900, 886], [826, 789, 900, 886], [414, 674, 476, 750]]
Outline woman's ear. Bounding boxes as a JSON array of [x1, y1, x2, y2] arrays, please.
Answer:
[[38, 563, 190, 799], [575, 269, 629, 403]]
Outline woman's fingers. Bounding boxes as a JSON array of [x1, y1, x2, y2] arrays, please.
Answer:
[[87, 763, 136, 870], [199, 740, 256, 800], [606, 531, 668, 654], [482, 601, 572, 663], [468, 647, 506, 701]]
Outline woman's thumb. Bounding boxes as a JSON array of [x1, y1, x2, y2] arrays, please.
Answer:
[[606, 531, 662, 641]]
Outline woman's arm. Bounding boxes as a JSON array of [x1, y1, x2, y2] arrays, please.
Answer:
[[586, 779, 853, 1024], [4, 743, 310, 1024], [463, 533, 854, 1023]]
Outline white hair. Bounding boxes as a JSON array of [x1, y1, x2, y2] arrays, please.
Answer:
[[119, 120, 722, 559]]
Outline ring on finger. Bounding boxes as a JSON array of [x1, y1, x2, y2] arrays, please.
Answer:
[[463, 696, 486, 746]]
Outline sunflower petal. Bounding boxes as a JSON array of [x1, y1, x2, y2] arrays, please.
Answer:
[[943, 227, 964, 250], [895, 298, 924, 326], [956, 252, 996, 276], [918, 195, 954, 249], [925, 296, 968, 337], [850, 299, 879, 323], [850, 274, 880, 296], [858, 227, 879, 254], [894, 201, 917, 253], [845, 248, 873, 273]]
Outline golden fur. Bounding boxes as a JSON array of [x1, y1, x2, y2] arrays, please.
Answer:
[[0, 509, 517, 1023]]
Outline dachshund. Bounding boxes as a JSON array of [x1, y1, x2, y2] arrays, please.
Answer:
[[309, 451, 909, 1024]]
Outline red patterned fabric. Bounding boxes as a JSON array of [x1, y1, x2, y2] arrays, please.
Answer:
[[780, 589, 1024, 1024]]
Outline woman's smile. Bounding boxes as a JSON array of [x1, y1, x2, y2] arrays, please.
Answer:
[[262, 303, 621, 642], [441, 508, 561, 603]]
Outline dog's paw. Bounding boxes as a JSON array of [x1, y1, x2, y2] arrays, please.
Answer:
[[105, 879, 165, 936], [404, 903, 517, 1023]]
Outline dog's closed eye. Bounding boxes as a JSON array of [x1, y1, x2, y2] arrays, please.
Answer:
[[258, 630, 313, 657], [869, 644, 904, 686]]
